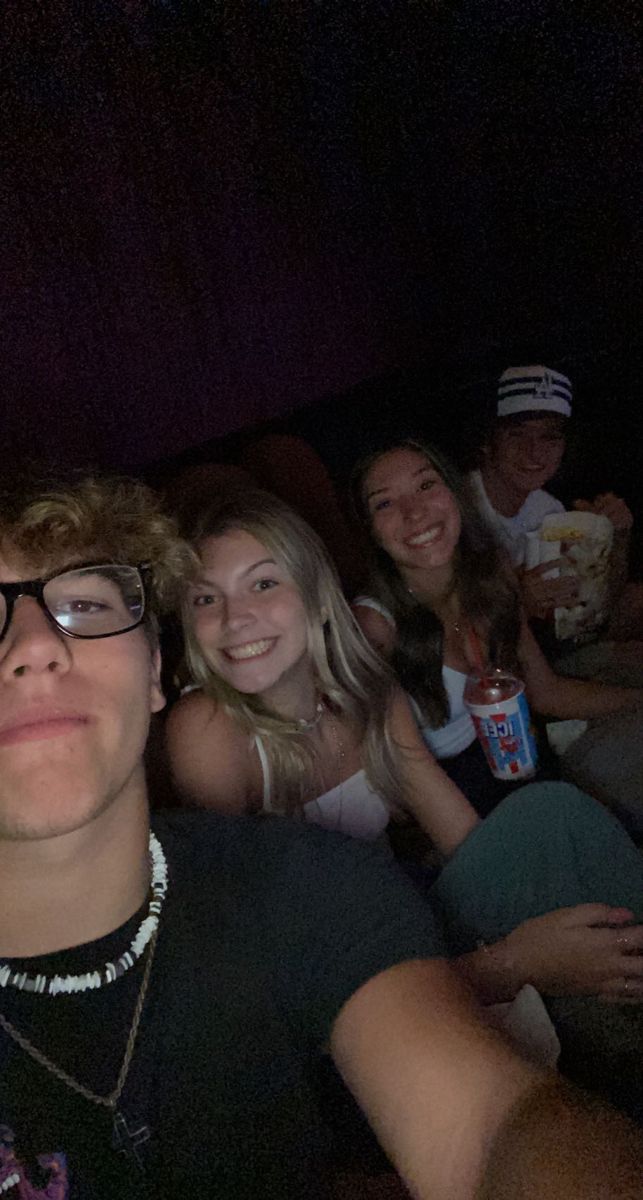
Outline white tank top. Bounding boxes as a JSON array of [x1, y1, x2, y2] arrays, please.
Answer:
[[353, 596, 476, 759], [254, 735, 390, 842]]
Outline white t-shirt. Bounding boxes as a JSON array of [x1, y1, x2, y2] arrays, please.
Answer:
[[468, 469, 564, 567]]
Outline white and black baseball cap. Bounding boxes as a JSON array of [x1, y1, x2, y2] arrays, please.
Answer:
[[497, 365, 572, 418]]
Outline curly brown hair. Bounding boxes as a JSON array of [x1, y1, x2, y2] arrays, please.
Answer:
[[0, 475, 196, 617]]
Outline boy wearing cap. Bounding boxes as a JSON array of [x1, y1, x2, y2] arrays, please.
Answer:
[[469, 367, 643, 830], [470, 365, 638, 633]]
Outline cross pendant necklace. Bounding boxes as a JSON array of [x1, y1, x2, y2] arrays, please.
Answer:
[[112, 1110, 151, 1169], [0, 926, 158, 1174]]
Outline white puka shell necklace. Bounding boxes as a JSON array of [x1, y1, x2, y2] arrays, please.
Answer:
[[0, 832, 168, 996]]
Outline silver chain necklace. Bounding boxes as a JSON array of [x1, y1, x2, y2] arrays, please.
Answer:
[[0, 841, 167, 1174], [0, 925, 158, 1171]]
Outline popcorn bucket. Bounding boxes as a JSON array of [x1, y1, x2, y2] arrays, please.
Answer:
[[538, 511, 613, 642]]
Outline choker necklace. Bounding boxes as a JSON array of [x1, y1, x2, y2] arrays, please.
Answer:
[[0, 831, 168, 996], [296, 699, 324, 732]]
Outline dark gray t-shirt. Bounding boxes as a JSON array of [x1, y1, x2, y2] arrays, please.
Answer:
[[0, 810, 445, 1199]]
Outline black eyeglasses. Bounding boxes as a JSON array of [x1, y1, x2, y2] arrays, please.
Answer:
[[0, 563, 150, 641]]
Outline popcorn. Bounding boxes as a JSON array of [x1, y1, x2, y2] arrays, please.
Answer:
[[537, 511, 613, 643], [541, 525, 585, 543]]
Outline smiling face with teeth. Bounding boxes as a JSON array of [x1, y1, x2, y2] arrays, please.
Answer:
[[363, 448, 462, 576], [483, 413, 567, 508], [189, 530, 312, 703]]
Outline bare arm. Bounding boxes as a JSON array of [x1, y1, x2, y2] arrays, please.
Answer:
[[453, 904, 643, 1005], [355, 595, 642, 719], [354, 605, 479, 855], [331, 959, 643, 1200], [386, 688, 479, 857], [352, 602, 397, 658], [353, 606, 480, 855], [518, 620, 642, 719], [165, 692, 254, 813], [477, 1075, 643, 1200]]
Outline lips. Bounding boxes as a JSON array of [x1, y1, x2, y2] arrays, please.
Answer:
[[405, 524, 443, 548], [514, 468, 550, 488], [0, 709, 89, 748], [222, 638, 276, 662]]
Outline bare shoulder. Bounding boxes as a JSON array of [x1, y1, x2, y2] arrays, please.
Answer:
[[387, 685, 415, 722], [166, 688, 229, 737], [165, 691, 254, 812], [386, 686, 424, 741], [352, 602, 396, 657]]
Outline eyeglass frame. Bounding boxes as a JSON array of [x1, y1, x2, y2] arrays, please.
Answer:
[[0, 561, 152, 642]]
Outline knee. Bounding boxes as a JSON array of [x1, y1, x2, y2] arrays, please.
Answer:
[[490, 780, 603, 833]]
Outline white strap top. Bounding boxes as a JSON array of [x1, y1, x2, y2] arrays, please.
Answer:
[[353, 596, 476, 759], [254, 735, 390, 842]]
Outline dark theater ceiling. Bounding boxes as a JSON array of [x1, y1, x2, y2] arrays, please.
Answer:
[[2, 2, 640, 472]]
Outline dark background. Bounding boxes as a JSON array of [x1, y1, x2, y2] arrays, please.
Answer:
[[2, 2, 641, 533]]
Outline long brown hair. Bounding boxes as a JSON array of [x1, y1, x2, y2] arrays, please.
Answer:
[[351, 440, 521, 726]]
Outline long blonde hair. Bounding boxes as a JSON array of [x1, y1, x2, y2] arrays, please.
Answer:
[[183, 489, 406, 814]]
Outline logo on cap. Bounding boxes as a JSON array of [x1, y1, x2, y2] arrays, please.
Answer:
[[534, 369, 553, 401]]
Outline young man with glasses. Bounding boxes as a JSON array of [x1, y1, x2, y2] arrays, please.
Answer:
[[0, 475, 640, 1200]]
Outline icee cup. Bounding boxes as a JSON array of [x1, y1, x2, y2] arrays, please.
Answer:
[[463, 669, 538, 782], [539, 510, 613, 643]]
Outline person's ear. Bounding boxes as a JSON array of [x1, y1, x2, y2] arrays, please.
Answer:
[[150, 647, 166, 714]]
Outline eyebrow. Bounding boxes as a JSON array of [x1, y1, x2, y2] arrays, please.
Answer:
[[12, 558, 125, 584], [194, 558, 278, 587], [366, 465, 433, 502]]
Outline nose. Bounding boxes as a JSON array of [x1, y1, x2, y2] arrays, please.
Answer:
[[0, 597, 72, 682], [222, 593, 256, 634], [399, 492, 425, 521], [526, 434, 545, 462]]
